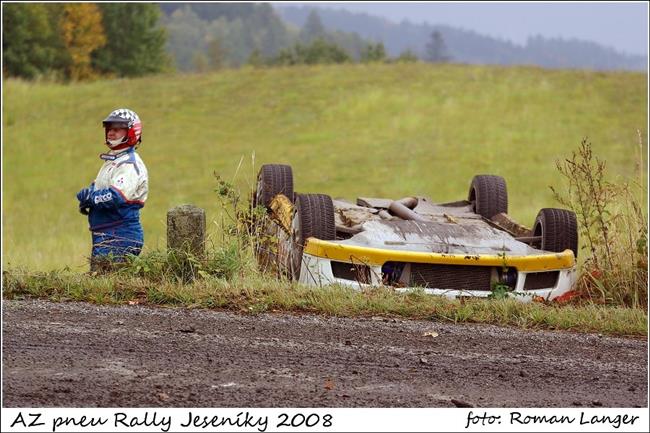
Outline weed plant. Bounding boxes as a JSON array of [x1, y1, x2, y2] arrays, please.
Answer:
[[551, 136, 648, 309]]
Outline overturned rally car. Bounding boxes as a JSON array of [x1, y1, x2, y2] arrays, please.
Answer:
[[253, 164, 578, 301]]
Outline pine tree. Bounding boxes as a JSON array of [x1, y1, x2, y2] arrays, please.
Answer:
[[299, 10, 327, 44], [60, 3, 106, 80], [425, 31, 451, 63], [92, 3, 169, 77]]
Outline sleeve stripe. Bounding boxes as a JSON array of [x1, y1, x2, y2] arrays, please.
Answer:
[[112, 186, 145, 205]]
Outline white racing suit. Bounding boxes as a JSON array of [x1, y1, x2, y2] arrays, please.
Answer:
[[84, 147, 148, 259]]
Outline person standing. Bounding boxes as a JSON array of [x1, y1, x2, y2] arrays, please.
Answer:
[[76, 108, 149, 272]]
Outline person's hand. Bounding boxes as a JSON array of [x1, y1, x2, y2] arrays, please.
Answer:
[[76, 187, 92, 206], [77, 185, 95, 215]]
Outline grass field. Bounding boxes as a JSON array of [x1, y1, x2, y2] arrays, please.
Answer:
[[3, 63, 647, 270]]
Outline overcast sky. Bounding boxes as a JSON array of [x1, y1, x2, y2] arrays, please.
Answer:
[[279, 2, 648, 56]]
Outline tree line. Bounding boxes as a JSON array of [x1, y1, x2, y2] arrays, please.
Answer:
[[164, 7, 422, 71], [3, 4, 430, 81], [3, 3, 168, 80]]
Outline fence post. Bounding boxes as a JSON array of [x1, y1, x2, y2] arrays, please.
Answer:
[[167, 204, 206, 258]]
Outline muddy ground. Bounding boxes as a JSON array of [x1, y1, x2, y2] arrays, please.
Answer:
[[2, 299, 647, 407]]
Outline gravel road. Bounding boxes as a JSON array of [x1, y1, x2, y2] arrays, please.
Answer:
[[2, 299, 647, 407]]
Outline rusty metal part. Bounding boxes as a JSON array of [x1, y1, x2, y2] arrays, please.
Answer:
[[338, 208, 377, 227], [490, 212, 532, 238], [378, 210, 392, 219], [444, 214, 458, 224], [357, 197, 393, 209], [388, 200, 429, 222], [269, 194, 294, 233], [336, 224, 364, 236]]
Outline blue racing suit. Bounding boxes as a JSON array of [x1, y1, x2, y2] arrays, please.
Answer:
[[77, 147, 149, 260]]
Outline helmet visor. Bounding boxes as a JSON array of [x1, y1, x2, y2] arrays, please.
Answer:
[[103, 121, 129, 129]]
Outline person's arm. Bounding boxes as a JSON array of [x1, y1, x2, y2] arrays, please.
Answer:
[[89, 165, 144, 210]]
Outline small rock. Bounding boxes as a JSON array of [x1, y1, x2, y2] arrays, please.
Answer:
[[628, 386, 636, 392], [345, 340, 352, 346], [598, 333, 603, 339], [157, 392, 170, 402], [451, 399, 473, 408], [592, 400, 603, 407], [179, 326, 196, 333], [420, 357, 428, 364], [572, 401, 581, 406], [352, 370, 359, 375], [498, 373, 505, 379], [116, 320, 124, 326], [519, 370, 527, 377], [341, 394, 351, 398]]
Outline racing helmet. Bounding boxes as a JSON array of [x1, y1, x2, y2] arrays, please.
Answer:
[[102, 108, 142, 150]]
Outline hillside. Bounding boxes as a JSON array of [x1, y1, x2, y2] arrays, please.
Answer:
[[3, 63, 647, 270], [276, 5, 648, 71]]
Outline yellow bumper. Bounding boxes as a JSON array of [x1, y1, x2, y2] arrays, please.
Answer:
[[303, 238, 575, 272]]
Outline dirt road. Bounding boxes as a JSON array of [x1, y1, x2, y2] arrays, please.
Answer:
[[2, 299, 647, 407]]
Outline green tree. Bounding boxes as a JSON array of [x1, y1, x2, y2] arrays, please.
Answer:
[[2, 3, 61, 79], [361, 42, 386, 63], [270, 39, 351, 66], [93, 3, 169, 77], [395, 49, 419, 63]]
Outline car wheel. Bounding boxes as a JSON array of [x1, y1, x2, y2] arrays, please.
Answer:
[[254, 164, 294, 210], [468, 175, 508, 219], [533, 208, 578, 257], [289, 193, 336, 280]]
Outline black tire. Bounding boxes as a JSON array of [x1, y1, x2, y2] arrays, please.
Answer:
[[533, 208, 579, 257], [289, 193, 336, 280], [468, 175, 508, 219], [254, 164, 294, 209]]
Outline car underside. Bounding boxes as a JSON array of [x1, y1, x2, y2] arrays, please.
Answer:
[[253, 164, 579, 301]]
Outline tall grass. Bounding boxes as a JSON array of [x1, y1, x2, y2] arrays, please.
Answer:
[[551, 137, 648, 308], [4, 268, 647, 336]]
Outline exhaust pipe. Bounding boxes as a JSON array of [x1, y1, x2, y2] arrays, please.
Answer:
[[389, 199, 427, 222]]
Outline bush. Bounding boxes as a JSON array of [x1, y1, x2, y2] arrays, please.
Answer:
[[551, 137, 647, 309]]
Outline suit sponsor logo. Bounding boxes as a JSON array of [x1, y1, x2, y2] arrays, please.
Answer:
[[94, 192, 113, 204]]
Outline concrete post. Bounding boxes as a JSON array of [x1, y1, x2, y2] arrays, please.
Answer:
[[167, 204, 206, 258]]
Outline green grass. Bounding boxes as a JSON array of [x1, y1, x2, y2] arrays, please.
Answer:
[[3, 63, 647, 269], [3, 267, 646, 337]]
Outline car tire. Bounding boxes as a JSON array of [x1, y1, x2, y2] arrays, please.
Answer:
[[290, 193, 336, 280], [468, 175, 508, 219], [254, 164, 294, 209], [533, 208, 578, 257]]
